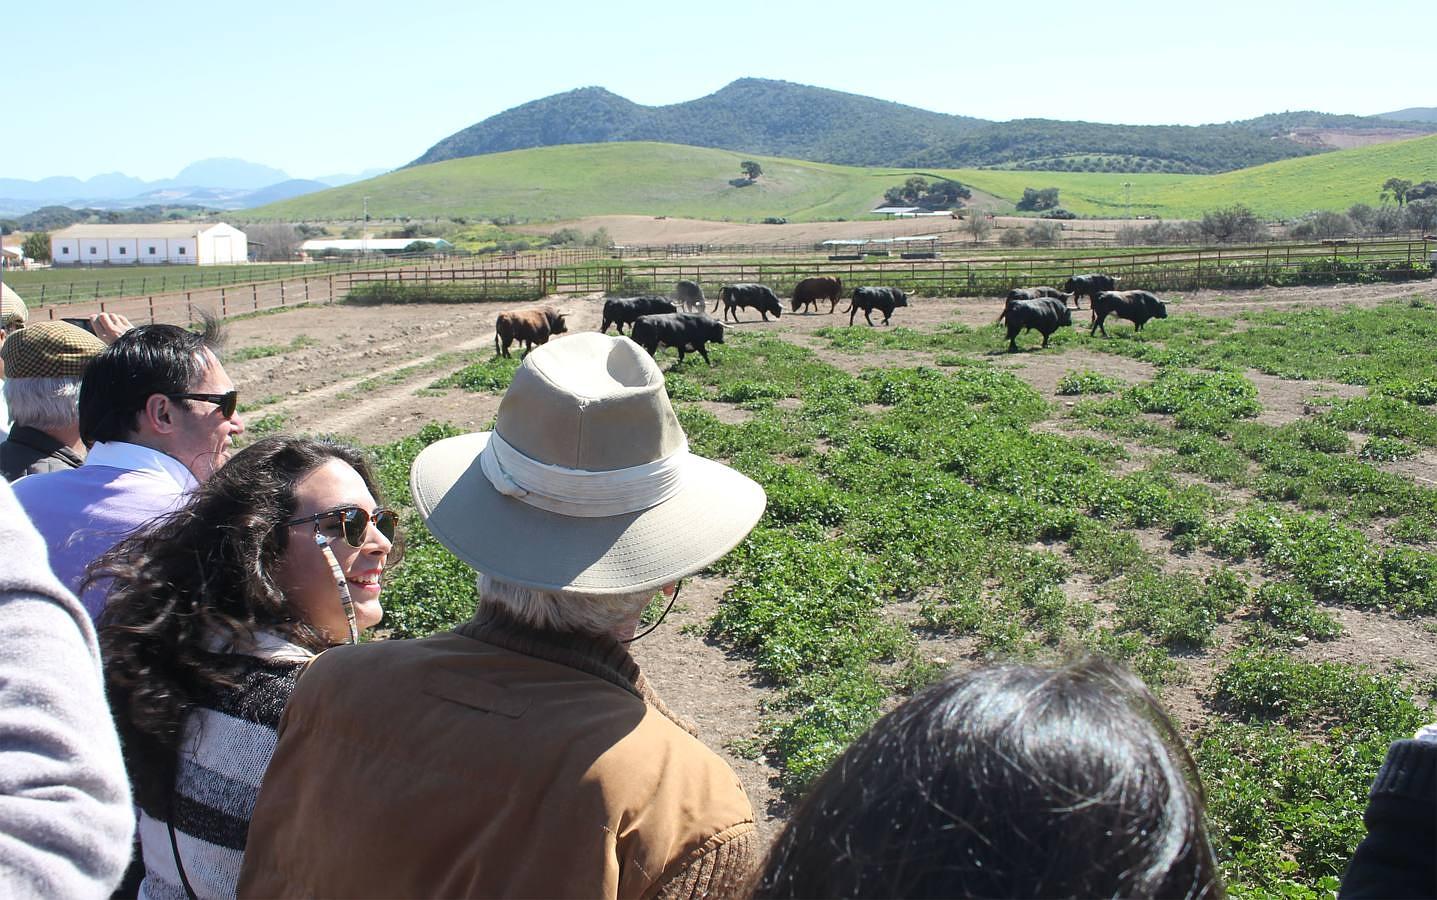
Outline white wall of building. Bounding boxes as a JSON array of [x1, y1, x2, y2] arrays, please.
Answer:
[[196, 224, 247, 265], [51, 233, 209, 265]]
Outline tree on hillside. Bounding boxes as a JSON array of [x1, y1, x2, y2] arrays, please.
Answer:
[[22, 231, 50, 262], [1407, 181, 1437, 203], [1198, 204, 1263, 243], [1381, 177, 1413, 206], [883, 177, 970, 209], [740, 160, 762, 181], [1016, 187, 1060, 211]]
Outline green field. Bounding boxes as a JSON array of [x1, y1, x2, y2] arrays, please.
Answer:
[[3, 256, 412, 305], [370, 295, 1437, 898], [244, 136, 1437, 223]]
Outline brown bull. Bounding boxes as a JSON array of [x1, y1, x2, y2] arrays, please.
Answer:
[[495, 308, 568, 358]]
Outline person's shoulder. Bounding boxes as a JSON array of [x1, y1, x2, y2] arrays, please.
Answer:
[[294, 632, 474, 689]]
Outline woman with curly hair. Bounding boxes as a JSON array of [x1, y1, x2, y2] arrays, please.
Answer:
[[93, 436, 399, 900]]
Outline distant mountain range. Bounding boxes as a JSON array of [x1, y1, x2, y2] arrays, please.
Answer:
[[0, 159, 390, 218], [412, 79, 1437, 175]]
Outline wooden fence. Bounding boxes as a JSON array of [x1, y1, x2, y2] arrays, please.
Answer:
[[21, 239, 1433, 324], [349, 238, 1436, 300]]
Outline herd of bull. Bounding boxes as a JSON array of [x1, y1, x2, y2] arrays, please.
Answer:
[[998, 274, 1169, 352], [492, 273, 1168, 363]]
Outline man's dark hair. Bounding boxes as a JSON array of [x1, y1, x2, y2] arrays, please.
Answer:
[[749, 658, 1221, 900], [79, 316, 223, 445]]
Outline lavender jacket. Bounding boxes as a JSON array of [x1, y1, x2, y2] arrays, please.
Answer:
[[12, 442, 197, 622], [0, 477, 134, 897]]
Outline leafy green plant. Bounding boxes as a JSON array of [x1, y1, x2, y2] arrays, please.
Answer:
[[1056, 369, 1127, 395]]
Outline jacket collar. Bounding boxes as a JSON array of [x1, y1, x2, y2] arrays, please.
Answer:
[[85, 440, 200, 492], [6, 425, 83, 468], [455, 606, 695, 735]]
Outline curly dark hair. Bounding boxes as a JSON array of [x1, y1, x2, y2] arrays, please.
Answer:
[[93, 435, 399, 813], [749, 658, 1221, 900]]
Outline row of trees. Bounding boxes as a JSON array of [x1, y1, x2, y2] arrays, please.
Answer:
[[1380, 178, 1437, 207], [1115, 200, 1437, 246], [882, 176, 971, 209]]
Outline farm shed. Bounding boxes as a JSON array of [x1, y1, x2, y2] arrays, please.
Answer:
[[50, 223, 248, 266], [822, 234, 941, 258], [300, 238, 451, 254]]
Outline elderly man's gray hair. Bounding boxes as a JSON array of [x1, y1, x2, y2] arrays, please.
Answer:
[[479, 573, 658, 636], [3, 377, 82, 431]]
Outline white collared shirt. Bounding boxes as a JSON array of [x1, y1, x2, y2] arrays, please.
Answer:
[[84, 440, 200, 493]]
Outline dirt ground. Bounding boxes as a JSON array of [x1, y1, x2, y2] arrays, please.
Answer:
[[224, 277, 1436, 835]]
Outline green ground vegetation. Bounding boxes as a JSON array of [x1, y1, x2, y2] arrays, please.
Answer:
[[245, 135, 1437, 223], [363, 295, 1437, 897]]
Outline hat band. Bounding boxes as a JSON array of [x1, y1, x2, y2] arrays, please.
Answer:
[[479, 431, 689, 518]]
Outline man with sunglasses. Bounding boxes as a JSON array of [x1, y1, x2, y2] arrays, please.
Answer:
[[14, 319, 245, 622]]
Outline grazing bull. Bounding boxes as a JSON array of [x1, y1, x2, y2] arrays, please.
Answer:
[[1062, 273, 1119, 310], [630, 313, 725, 365], [601, 296, 677, 335], [999, 286, 1071, 319], [997, 297, 1072, 352], [714, 283, 783, 323], [1090, 290, 1168, 337], [495, 308, 568, 358], [846, 286, 909, 326], [791, 276, 844, 313], [674, 280, 706, 314]]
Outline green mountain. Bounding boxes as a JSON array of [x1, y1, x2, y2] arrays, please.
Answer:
[[409, 79, 1435, 175], [1377, 107, 1437, 124], [245, 134, 1437, 223]]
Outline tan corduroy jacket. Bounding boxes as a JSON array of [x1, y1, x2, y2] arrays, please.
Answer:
[[236, 609, 758, 899]]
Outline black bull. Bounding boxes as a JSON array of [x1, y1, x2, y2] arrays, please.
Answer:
[[630, 313, 726, 365], [997, 296, 1072, 351]]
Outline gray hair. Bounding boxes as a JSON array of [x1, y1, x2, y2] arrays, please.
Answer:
[[3, 377, 82, 431], [479, 573, 656, 636]]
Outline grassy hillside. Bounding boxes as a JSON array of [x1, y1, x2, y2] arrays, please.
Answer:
[[249, 143, 918, 222], [245, 136, 1437, 223]]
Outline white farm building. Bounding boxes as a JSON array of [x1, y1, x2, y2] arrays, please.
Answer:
[[50, 223, 248, 266]]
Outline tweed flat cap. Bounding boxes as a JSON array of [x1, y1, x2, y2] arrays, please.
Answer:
[[0, 283, 25, 328], [0, 321, 107, 379]]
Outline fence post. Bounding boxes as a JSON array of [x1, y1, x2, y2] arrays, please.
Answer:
[[221, 287, 227, 318], [252, 283, 259, 310], [186, 293, 193, 323], [148, 296, 155, 324]]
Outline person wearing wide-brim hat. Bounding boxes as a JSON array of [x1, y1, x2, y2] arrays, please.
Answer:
[[1, 321, 107, 482], [239, 332, 768, 899]]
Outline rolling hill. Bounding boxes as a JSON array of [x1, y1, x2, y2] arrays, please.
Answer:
[[244, 134, 1437, 224], [409, 79, 1435, 175]]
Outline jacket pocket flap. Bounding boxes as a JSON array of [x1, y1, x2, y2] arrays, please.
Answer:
[[422, 669, 529, 719]]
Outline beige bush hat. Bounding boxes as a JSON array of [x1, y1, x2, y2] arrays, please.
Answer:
[[410, 332, 766, 594]]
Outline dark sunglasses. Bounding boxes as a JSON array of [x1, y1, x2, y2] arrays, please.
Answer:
[[286, 506, 399, 548], [167, 390, 239, 418]]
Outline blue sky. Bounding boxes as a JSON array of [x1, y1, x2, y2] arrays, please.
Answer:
[[7, 0, 1431, 181]]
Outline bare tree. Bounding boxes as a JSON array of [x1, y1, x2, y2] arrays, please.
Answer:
[[965, 212, 993, 243], [245, 223, 301, 261]]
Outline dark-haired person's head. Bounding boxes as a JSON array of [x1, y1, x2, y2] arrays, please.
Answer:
[[78, 318, 244, 482], [750, 658, 1221, 900], [95, 435, 399, 812]]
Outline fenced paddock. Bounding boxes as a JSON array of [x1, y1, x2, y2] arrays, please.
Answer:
[[19, 239, 1432, 325], [350, 238, 1436, 302]]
